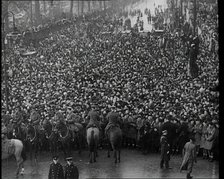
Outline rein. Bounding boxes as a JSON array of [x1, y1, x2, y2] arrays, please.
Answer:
[[28, 125, 37, 143], [59, 125, 69, 139], [45, 123, 54, 139]]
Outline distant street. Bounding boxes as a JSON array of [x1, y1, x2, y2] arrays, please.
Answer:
[[2, 149, 219, 179]]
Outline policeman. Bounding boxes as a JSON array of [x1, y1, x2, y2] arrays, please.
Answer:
[[105, 105, 121, 136], [160, 130, 171, 169], [64, 157, 79, 179], [48, 156, 64, 179], [86, 104, 101, 129]]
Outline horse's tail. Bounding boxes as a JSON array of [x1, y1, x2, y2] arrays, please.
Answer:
[[89, 130, 95, 151], [21, 145, 27, 162]]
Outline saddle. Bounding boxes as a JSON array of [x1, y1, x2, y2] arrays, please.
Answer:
[[68, 123, 83, 133], [105, 123, 120, 136], [2, 139, 15, 154]]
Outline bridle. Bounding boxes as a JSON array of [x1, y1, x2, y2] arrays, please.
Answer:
[[27, 125, 37, 143], [45, 123, 54, 139], [58, 125, 69, 139]]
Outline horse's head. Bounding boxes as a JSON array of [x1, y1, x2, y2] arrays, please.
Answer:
[[26, 125, 36, 142]]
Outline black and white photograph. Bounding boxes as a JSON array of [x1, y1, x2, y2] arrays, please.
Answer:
[[1, 0, 219, 178]]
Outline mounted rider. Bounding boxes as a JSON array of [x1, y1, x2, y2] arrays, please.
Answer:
[[66, 106, 83, 139], [86, 103, 101, 130], [12, 106, 23, 127], [54, 110, 66, 130], [1, 122, 8, 140], [29, 105, 41, 133], [105, 105, 121, 136]]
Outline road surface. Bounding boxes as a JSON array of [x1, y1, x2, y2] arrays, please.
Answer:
[[2, 149, 219, 179]]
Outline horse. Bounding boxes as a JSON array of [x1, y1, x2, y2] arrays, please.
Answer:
[[2, 138, 26, 178], [122, 123, 138, 148], [26, 124, 39, 161], [86, 127, 99, 163], [138, 124, 152, 154], [68, 122, 86, 154], [56, 121, 72, 158], [43, 119, 59, 156], [107, 126, 122, 163]]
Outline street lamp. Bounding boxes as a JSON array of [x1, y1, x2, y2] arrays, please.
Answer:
[[2, 11, 21, 112]]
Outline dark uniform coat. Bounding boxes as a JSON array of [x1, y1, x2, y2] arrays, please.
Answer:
[[48, 162, 64, 179], [86, 110, 100, 128], [160, 135, 170, 161], [64, 163, 79, 179], [105, 111, 121, 134]]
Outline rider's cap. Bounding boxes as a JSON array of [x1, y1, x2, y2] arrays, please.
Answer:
[[52, 155, 59, 160], [66, 157, 73, 161]]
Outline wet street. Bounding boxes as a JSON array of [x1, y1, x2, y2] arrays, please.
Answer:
[[2, 149, 219, 179], [123, 0, 168, 31]]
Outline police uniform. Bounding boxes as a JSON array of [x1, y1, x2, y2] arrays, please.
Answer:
[[160, 130, 171, 169], [48, 156, 64, 179], [86, 109, 100, 129], [64, 157, 79, 179], [105, 110, 121, 135]]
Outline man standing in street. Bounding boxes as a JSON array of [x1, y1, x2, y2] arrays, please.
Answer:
[[160, 130, 171, 169], [180, 137, 197, 179], [48, 155, 64, 179], [64, 156, 79, 179]]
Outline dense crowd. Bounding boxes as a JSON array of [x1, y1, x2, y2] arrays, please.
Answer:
[[2, 2, 218, 159]]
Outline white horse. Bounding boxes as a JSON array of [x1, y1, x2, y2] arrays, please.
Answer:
[[2, 138, 26, 178], [86, 127, 99, 163]]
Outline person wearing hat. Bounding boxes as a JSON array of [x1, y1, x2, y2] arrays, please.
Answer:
[[205, 122, 216, 162], [64, 157, 79, 179], [160, 130, 171, 169], [105, 105, 121, 137], [86, 104, 101, 130], [180, 136, 197, 179], [2, 124, 8, 140], [48, 155, 64, 179], [160, 116, 177, 155], [193, 119, 202, 156]]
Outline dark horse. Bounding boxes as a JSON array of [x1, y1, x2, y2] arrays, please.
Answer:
[[107, 126, 122, 163], [56, 121, 72, 158], [139, 124, 160, 154], [26, 124, 39, 161], [68, 122, 86, 154], [43, 119, 59, 156], [122, 122, 138, 148]]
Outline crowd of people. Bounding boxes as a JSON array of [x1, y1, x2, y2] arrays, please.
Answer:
[[2, 0, 218, 161]]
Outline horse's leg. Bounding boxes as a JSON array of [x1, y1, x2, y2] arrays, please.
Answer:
[[89, 151, 93, 163], [114, 150, 117, 163], [30, 143, 33, 161], [94, 145, 97, 162], [15, 153, 23, 177], [118, 149, 121, 163], [77, 134, 81, 154]]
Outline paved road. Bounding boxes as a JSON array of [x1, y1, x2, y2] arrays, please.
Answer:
[[2, 149, 219, 179], [123, 0, 168, 31]]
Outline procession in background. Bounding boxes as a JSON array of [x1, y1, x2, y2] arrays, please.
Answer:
[[2, 0, 218, 178]]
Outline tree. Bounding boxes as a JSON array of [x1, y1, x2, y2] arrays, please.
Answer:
[[103, 1, 106, 10], [35, 0, 41, 25], [2, 0, 10, 31], [88, 1, 91, 12], [81, 0, 84, 14], [70, 0, 74, 19], [43, 0, 46, 14], [99, 1, 102, 10], [77, 1, 80, 16]]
